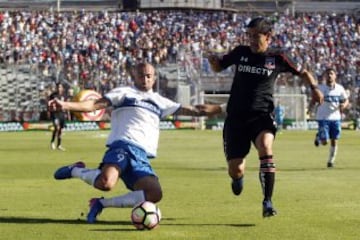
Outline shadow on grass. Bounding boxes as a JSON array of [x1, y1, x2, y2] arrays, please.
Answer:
[[246, 166, 357, 172], [92, 223, 256, 232], [277, 167, 353, 171], [156, 166, 227, 172], [0, 216, 255, 229], [91, 222, 256, 232], [0, 216, 127, 225], [162, 223, 256, 227]]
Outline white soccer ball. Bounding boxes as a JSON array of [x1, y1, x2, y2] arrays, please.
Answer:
[[131, 201, 162, 230]]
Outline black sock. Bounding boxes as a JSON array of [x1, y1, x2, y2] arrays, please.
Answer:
[[259, 155, 275, 201]]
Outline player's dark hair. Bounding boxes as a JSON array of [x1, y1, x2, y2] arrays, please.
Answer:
[[247, 17, 273, 34], [324, 67, 336, 74]]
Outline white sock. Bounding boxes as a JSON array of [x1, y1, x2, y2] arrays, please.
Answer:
[[71, 167, 101, 186], [100, 190, 145, 208], [328, 145, 337, 163]]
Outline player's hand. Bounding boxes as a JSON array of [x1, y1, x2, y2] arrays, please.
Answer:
[[312, 88, 324, 104], [207, 55, 219, 66], [195, 104, 222, 116], [48, 98, 63, 112], [339, 103, 347, 113], [206, 55, 222, 72]]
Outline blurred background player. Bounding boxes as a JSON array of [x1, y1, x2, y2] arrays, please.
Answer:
[[48, 83, 68, 151], [205, 17, 323, 218], [274, 101, 285, 131], [49, 63, 202, 223], [309, 68, 349, 168]]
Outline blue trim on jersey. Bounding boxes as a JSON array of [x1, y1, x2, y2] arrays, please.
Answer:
[[113, 97, 162, 117], [324, 95, 343, 104]]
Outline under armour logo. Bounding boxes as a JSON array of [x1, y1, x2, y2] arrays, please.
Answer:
[[240, 56, 248, 62]]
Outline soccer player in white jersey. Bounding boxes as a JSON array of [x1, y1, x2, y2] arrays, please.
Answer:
[[309, 68, 349, 168], [49, 63, 202, 223]]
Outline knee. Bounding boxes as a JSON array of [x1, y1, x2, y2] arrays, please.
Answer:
[[228, 168, 242, 179], [94, 175, 117, 191], [144, 187, 163, 203], [228, 159, 244, 179]]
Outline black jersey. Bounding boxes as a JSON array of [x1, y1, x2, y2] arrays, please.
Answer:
[[219, 45, 300, 118], [49, 91, 67, 118]]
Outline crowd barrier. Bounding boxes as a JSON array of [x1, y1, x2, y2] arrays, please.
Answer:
[[0, 119, 358, 132], [0, 120, 200, 132]]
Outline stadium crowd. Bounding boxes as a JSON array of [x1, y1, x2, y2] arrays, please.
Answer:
[[0, 9, 359, 119]]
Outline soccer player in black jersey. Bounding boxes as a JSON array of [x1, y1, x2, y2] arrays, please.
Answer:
[[202, 17, 323, 217], [48, 83, 68, 151]]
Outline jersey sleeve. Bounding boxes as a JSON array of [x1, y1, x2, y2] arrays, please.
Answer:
[[104, 87, 127, 107], [278, 51, 301, 75], [218, 45, 243, 69], [156, 94, 181, 118]]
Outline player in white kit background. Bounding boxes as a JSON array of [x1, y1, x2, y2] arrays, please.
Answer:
[[309, 67, 349, 168], [49, 62, 203, 223]]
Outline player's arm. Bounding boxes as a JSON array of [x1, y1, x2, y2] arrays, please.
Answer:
[[207, 55, 224, 72], [174, 106, 202, 117], [307, 97, 318, 115], [175, 103, 227, 117], [49, 97, 110, 112], [339, 98, 349, 112], [299, 69, 324, 104], [196, 103, 226, 116]]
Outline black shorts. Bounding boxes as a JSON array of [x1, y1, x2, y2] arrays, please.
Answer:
[[223, 113, 277, 160], [51, 112, 66, 129]]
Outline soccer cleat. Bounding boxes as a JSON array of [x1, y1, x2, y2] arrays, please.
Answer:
[[327, 162, 334, 168], [57, 145, 66, 151], [87, 198, 104, 223], [314, 133, 319, 147], [231, 177, 243, 196], [53, 161, 85, 180], [51, 142, 56, 150], [262, 200, 277, 218]]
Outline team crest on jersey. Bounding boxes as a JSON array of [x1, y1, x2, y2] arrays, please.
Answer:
[[264, 57, 275, 69]]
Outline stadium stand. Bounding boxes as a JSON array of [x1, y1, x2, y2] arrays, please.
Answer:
[[0, 1, 358, 122]]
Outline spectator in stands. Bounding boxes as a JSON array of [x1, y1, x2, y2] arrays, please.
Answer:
[[0, 10, 358, 121], [205, 17, 323, 218], [308, 67, 349, 168]]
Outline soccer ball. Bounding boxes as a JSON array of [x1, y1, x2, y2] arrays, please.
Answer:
[[131, 201, 162, 230]]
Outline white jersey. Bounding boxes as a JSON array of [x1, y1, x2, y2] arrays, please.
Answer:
[[104, 86, 181, 157], [315, 83, 348, 121]]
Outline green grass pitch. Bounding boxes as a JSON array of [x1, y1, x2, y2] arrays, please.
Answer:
[[0, 130, 359, 240]]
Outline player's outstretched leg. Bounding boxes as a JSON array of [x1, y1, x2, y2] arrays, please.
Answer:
[[87, 198, 104, 223], [231, 177, 244, 196], [54, 161, 85, 180], [262, 200, 277, 218]]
